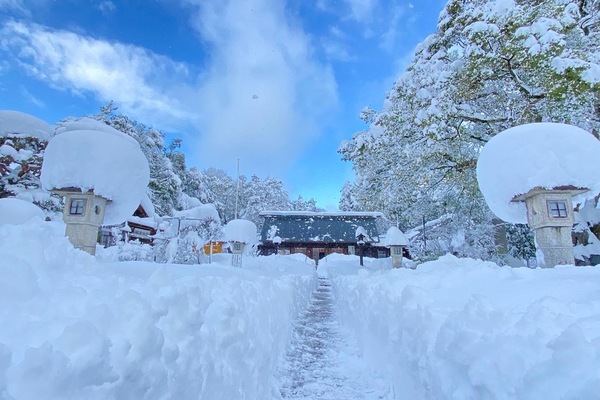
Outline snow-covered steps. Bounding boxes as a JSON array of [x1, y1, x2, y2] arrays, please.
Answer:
[[274, 277, 393, 400]]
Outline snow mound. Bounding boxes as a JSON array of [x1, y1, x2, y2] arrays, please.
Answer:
[[174, 204, 220, 222], [477, 123, 600, 223], [327, 253, 600, 399], [382, 226, 408, 246], [0, 219, 316, 399], [40, 127, 150, 225], [0, 110, 53, 140], [0, 198, 44, 226], [224, 219, 257, 244]]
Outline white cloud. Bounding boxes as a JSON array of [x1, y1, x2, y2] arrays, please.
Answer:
[[97, 1, 116, 15], [19, 85, 45, 108], [0, 0, 29, 15], [380, 4, 407, 52], [344, 0, 378, 23], [0, 0, 339, 179], [0, 20, 195, 129], [181, 0, 339, 175], [321, 38, 355, 62]]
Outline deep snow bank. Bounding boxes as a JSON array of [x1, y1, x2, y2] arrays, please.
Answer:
[[0, 220, 317, 400], [324, 255, 600, 399]]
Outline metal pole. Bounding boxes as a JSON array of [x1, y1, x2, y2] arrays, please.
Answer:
[[234, 158, 240, 219]]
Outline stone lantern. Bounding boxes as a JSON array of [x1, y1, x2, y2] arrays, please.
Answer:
[[355, 226, 370, 266], [384, 226, 408, 268], [229, 240, 245, 268], [53, 187, 108, 255], [230, 240, 245, 255], [512, 186, 588, 267]]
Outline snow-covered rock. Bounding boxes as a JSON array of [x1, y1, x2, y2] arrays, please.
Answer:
[[40, 124, 150, 225], [476, 122, 600, 223]]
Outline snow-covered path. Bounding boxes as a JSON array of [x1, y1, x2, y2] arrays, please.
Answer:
[[274, 277, 393, 400]]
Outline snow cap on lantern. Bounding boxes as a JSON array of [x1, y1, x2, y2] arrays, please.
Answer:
[[41, 119, 149, 225], [224, 219, 257, 255]]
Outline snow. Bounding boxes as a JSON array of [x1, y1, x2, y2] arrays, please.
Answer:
[[0, 110, 53, 140], [0, 218, 316, 400], [223, 219, 257, 244], [476, 122, 600, 223], [40, 122, 150, 225], [173, 203, 220, 221], [260, 211, 384, 218], [322, 254, 600, 399], [2, 214, 600, 399], [0, 198, 44, 226], [382, 226, 408, 246], [355, 225, 372, 242]]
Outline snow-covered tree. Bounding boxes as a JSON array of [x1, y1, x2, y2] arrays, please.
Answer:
[[340, 0, 600, 260], [94, 103, 185, 216], [0, 111, 60, 214], [239, 175, 292, 226]]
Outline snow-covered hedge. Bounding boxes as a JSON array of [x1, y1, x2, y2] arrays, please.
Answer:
[[325, 255, 600, 399], [0, 220, 317, 399]]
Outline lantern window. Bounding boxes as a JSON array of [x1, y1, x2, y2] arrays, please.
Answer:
[[548, 200, 568, 218], [69, 199, 86, 215]]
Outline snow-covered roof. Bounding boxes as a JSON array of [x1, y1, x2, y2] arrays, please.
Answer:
[[40, 123, 149, 225], [224, 219, 257, 244], [382, 226, 408, 246], [0, 110, 53, 140], [0, 198, 45, 226], [259, 213, 382, 243], [260, 211, 385, 218], [476, 123, 600, 224], [139, 193, 156, 218]]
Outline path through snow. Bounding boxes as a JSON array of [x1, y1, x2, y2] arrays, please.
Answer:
[[274, 277, 394, 399]]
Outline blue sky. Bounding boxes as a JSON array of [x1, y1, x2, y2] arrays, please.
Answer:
[[0, 0, 444, 210]]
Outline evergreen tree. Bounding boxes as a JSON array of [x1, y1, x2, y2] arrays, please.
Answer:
[[340, 0, 600, 261], [94, 103, 185, 216]]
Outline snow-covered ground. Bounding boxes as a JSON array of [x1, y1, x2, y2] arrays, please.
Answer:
[[2, 215, 599, 399], [322, 254, 600, 399], [0, 218, 316, 400]]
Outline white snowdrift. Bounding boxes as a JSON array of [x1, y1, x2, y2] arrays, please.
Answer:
[[41, 126, 149, 225], [324, 254, 600, 400], [0, 110, 53, 140], [477, 122, 600, 223], [0, 220, 316, 400], [0, 198, 44, 226]]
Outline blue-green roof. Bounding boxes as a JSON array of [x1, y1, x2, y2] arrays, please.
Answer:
[[259, 212, 383, 244]]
